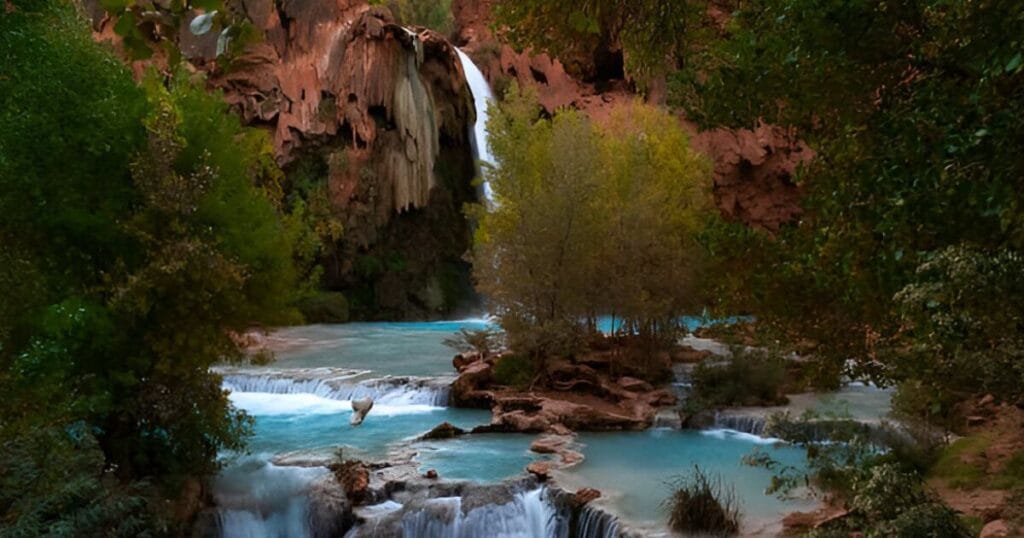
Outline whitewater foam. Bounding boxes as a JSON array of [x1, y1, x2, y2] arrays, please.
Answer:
[[229, 392, 442, 417]]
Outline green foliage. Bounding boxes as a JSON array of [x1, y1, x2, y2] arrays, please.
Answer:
[[663, 466, 740, 536], [492, 0, 707, 80], [689, 349, 789, 408], [672, 0, 1024, 410], [371, 0, 454, 35], [491, 355, 537, 390], [297, 292, 351, 324], [891, 246, 1024, 415], [807, 464, 971, 538], [1, 1, 301, 531], [0, 426, 164, 537], [747, 413, 970, 536], [472, 85, 712, 360], [929, 436, 1024, 491], [998, 451, 1024, 491]]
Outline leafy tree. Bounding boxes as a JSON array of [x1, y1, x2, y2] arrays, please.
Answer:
[[492, 0, 708, 80], [471, 85, 711, 364], [671, 0, 1024, 407], [1, 1, 302, 531], [371, 0, 455, 35]]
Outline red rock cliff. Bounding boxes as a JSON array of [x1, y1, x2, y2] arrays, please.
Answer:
[[89, 0, 482, 319]]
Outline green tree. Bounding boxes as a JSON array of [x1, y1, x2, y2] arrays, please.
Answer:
[[673, 0, 1024, 405], [472, 85, 711, 364], [1, 1, 302, 531], [492, 0, 707, 79]]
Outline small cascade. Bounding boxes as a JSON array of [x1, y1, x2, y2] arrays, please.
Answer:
[[220, 370, 452, 407], [712, 413, 768, 436], [348, 487, 566, 538], [455, 48, 495, 204], [575, 504, 622, 538], [213, 457, 328, 538]]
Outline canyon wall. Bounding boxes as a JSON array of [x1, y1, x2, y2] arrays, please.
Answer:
[[450, 0, 810, 232]]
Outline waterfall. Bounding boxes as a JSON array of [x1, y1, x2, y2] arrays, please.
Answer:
[[221, 371, 452, 407], [575, 504, 621, 538], [455, 49, 495, 204], [401, 488, 563, 538], [711, 413, 768, 436], [214, 457, 328, 538]]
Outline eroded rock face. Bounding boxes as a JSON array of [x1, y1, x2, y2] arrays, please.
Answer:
[[88, 0, 482, 320], [691, 123, 811, 232], [454, 355, 673, 434]]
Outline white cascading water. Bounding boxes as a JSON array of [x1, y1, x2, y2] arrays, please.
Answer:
[[221, 371, 452, 406], [455, 49, 495, 204], [214, 456, 328, 538], [576, 504, 621, 538], [399, 488, 564, 538]]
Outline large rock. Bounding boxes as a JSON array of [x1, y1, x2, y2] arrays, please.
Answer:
[[477, 393, 655, 433], [418, 421, 466, 440], [450, 359, 496, 408], [980, 520, 1010, 538]]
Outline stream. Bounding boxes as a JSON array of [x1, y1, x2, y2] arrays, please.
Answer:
[[207, 320, 858, 537]]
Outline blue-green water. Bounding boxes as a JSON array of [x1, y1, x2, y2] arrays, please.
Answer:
[[233, 391, 494, 459], [559, 428, 815, 532], [217, 320, 817, 537], [255, 316, 738, 375], [413, 433, 541, 483], [258, 320, 491, 375]]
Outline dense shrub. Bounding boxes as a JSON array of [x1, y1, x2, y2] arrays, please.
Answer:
[[689, 349, 789, 408], [664, 466, 740, 536], [298, 292, 350, 323], [748, 413, 971, 537], [491, 355, 538, 390]]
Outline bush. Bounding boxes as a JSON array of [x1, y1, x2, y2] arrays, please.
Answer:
[[868, 503, 970, 538], [298, 292, 350, 323], [690, 348, 789, 408], [664, 466, 741, 536], [491, 355, 537, 389], [443, 327, 503, 359]]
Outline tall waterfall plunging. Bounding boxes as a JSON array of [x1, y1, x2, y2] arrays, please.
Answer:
[[455, 49, 495, 203]]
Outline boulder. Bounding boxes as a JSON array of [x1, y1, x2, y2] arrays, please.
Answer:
[[980, 520, 1010, 538], [453, 351, 481, 372], [617, 376, 653, 392], [330, 460, 370, 504], [350, 398, 374, 426], [450, 359, 495, 407], [423, 469, 438, 480], [560, 450, 585, 467], [573, 488, 601, 507], [526, 462, 551, 480], [418, 422, 466, 440], [530, 435, 568, 454]]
